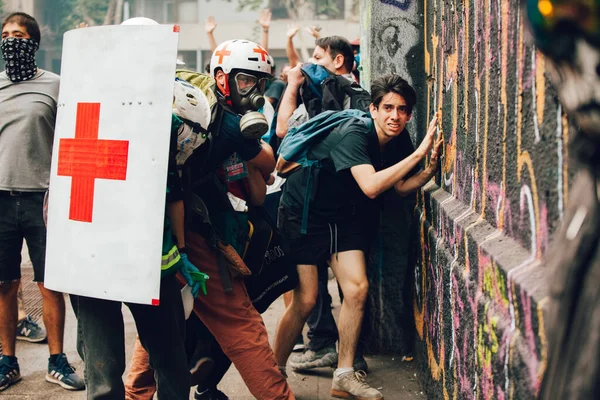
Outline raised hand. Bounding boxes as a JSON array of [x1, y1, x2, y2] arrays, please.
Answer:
[[304, 25, 322, 39], [205, 16, 217, 34], [416, 114, 439, 158], [287, 22, 300, 38], [258, 9, 272, 30], [287, 62, 305, 87], [427, 131, 444, 173]]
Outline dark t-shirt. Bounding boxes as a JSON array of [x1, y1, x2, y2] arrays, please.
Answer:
[[281, 119, 420, 223], [264, 79, 286, 108]]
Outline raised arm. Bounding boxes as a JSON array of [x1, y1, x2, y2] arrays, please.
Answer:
[[258, 9, 271, 51], [205, 16, 218, 52], [275, 63, 304, 138], [286, 23, 300, 67]]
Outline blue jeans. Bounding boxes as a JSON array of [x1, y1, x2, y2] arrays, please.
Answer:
[[0, 191, 46, 282], [71, 275, 189, 400]]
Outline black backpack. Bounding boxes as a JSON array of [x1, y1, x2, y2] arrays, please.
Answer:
[[299, 63, 371, 118]]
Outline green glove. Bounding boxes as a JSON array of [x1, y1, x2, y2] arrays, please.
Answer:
[[180, 253, 209, 296], [190, 269, 209, 296]]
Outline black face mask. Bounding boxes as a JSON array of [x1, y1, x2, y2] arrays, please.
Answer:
[[2, 37, 39, 83]]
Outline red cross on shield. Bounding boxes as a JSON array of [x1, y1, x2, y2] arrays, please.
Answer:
[[57, 103, 129, 223]]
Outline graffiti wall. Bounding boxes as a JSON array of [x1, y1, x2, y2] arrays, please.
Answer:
[[362, 0, 575, 398], [361, 0, 428, 355]]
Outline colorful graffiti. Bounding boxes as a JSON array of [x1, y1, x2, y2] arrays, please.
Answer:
[[411, 0, 571, 399]]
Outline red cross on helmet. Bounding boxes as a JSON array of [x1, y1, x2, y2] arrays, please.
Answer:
[[209, 39, 272, 77]]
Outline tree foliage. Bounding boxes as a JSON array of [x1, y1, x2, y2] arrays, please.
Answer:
[[217, 0, 345, 20], [46, 0, 125, 39]]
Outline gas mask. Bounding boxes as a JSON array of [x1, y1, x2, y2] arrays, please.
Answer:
[[525, 0, 600, 138], [229, 71, 271, 139]]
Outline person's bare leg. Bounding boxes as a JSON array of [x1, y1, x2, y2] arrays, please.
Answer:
[[283, 291, 292, 308], [329, 250, 368, 369], [274, 265, 319, 366], [17, 284, 27, 322], [38, 283, 65, 355], [0, 281, 20, 356]]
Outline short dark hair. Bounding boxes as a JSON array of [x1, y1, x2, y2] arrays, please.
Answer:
[[371, 74, 417, 113], [315, 36, 354, 74], [2, 12, 41, 45]]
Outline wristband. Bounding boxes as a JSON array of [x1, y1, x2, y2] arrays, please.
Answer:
[[178, 247, 187, 255]]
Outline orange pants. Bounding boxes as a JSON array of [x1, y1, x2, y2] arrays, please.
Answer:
[[186, 231, 294, 400], [124, 337, 156, 400]]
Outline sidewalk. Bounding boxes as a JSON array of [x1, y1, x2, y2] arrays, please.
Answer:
[[3, 246, 423, 399]]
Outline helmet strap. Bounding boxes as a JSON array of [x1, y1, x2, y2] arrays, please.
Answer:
[[216, 73, 232, 106]]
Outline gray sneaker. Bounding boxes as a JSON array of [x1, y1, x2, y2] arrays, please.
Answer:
[[289, 347, 338, 370], [16, 315, 47, 343], [331, 370, 383, 400]]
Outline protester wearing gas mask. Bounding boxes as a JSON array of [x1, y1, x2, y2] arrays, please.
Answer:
[[180, 39, 294, 400]]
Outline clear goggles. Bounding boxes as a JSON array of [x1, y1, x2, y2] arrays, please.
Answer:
[[234, 72, 270, 95]]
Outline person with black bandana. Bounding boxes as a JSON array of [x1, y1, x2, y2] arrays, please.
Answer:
[[0, 12, 85, 392]]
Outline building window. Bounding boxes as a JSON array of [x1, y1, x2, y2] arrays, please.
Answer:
[[178, 1, 198, 23], [134, 0, 197, 23], [178, 50, 197, 71], [269, 0, 345, 20]]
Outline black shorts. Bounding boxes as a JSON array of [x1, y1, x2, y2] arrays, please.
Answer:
[[278, 207, 377, 266], [0, 191, 47, 283]]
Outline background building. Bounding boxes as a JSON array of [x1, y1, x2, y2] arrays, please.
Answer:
[[1, 0, 360, 75]]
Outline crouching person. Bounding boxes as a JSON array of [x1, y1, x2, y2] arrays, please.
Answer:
[[181, 40, 294, 400], [273, 74, 443, 400]]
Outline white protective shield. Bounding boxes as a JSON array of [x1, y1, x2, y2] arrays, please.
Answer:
[[44, 25, 180, 305]]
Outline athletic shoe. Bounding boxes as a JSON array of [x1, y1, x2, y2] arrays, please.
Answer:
[[16, 315, 47, 343], [46, 353, 85, 390], [190, 357, 215, 387], [0, 356, 21, 391], [195, 387, 229, 399], [331, 370, 383, 400], [293, 343, 306, 352], [292, 334, 306, 352], [289, 347, 338, 370]]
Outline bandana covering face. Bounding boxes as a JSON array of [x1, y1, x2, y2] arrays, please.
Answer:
[[1, 37, 39, 83]]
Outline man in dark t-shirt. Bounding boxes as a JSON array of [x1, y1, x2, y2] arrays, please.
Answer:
[[273, 74, 443, 400]]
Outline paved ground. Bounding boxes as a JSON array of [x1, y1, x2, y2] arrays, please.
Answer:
[[2, 244, 424, 399]]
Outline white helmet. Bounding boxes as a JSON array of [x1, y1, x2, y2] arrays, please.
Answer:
[[121, 17, 159, 26], [210, 39, 272, 77], [173, 78, 211, 132]]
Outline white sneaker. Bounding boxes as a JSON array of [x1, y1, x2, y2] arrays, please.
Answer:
[[331, 370, 383, 400]]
